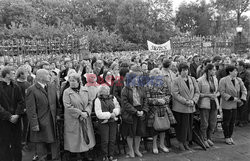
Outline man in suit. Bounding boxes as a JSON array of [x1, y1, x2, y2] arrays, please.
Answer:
[[0, 66, 25, 161], [26, 69, 59, 161]]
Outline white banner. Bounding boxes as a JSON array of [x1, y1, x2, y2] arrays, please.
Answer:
[[147, 40, 171, 51]]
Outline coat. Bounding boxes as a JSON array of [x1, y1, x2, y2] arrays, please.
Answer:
[[219, 75, 247, 110], [171, 76, 200, 113], [63, 86, 95, 153], [121, 86, 149, 124], [0, 81, 25, 141], [145, 79, 171, 127], [197, 74, 220, 109], [26, 83, 58, 143], [111, 79, 125, 105]]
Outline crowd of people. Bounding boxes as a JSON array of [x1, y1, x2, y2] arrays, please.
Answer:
[[0, 51, 250, 161]]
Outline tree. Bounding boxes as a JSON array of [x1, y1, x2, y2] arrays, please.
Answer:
[[213, 0, 250, 25], [175, 0, 214, 36]]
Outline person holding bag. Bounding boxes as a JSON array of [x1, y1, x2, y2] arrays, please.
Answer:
[[63, 73, 96, 156], [198, 64, 220, 148], [172, 62, 200, 151], [145, 68, 174, 154]]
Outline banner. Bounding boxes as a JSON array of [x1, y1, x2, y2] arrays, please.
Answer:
[[147, 40, 171, 51]]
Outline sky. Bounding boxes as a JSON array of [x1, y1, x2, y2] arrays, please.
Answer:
[[172, 0, 250, 17]]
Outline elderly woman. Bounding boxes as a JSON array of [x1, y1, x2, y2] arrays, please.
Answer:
[[94, 86, 121, 161], [198, 64, 220, 148], [63, 73, 96, 155], [121, 66, 149, 158], [145, 68, 172, 154], [172, 62, 200, 151], [219, 65, 247, 145]]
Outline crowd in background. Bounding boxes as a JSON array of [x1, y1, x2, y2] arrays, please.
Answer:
[[0, 51, 250, 161]]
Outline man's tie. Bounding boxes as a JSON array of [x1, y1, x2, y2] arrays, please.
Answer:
[[44, 85, 48, 92], [231, 79, 235, 86]]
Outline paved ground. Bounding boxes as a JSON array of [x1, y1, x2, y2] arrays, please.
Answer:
[[23, 124, 250, 161]]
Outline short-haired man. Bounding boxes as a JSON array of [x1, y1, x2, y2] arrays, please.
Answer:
[[0, 66, 25, 161], [26, 69, 59, 161]]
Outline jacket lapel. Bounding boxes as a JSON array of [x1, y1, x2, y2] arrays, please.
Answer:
[[68, 87, 87, 110], [180, 77, 191, 97], [226, 76, 237, 95], [35, 83, 48, 97]]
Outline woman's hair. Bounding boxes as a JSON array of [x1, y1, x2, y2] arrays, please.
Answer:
[[68, 73, 81, 83], [125, 72, 137, 86], [110, 62, 119, 71], [178, 62, 189, 73], [98, 85, 110, 96], [203, 63, 214, 81], [149, 68, 161, 77], [16, 66, 26, 79], [226, 65, 237, 75], [1, 66, 14, 78], [119, 68, 129, 78]]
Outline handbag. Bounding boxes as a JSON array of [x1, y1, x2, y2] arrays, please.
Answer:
[[153, 110, 170, 131]]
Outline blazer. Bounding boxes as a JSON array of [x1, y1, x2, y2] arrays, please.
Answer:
[[197, 74, 220, 109], [219, 75, 247, 110], [171, 76, 200, 113], [26, 82, 58, 143]]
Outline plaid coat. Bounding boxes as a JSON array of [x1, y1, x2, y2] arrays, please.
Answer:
[[145, 79, 176, 127]]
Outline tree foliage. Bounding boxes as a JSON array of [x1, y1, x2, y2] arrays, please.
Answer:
[[0, 0, 176, 52]]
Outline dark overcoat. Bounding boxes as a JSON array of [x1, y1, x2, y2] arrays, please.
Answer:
[[26, 82, 58, 143]]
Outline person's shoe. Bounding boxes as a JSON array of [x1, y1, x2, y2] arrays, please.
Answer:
[[152, 148, 159, 154], [204, 141, 210, 148], [109, 156, 117, 161], [179, 143, 186, 151], [238, 123, 244, 127], [102, 156, 109, 161], [184, 143, 191, 150], [32, 155, 39, 161], [159, 146, 169, 153], [230, 138, 235, 145], [225, 138, 232, 145], [126, 151, 135, 158], [207, 139, 214, 146], [134, 151, 143, 157]]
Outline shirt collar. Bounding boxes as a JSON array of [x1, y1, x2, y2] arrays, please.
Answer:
[[38, 82, 46, 88]]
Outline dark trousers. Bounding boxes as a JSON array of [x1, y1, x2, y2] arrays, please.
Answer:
[[200, 108, 217, 140], [21, 114, 29, 143], [173, 112, 193, 143], [99, 121, 117, 157], [0, 120, 22, 161], [222, 109, 237, 138], [35, 142, 58, 161]]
